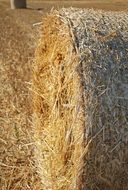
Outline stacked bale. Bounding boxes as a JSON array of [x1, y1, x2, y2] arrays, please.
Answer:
[[33, 8, 128, 190]]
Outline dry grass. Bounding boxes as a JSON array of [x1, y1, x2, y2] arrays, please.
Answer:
[[0, 3, 42, 190], [33, 8, 128, 190]]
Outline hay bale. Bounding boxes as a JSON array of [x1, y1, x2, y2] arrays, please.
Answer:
[[33, 8, 128, 190]]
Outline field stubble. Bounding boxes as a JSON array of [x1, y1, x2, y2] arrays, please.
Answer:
[[0, 3, 42, 189]]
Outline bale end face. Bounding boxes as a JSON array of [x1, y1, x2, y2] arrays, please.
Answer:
[[33, 13, 84, 190]]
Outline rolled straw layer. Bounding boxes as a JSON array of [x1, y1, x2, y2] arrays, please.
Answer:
[[33, 8, 128, 190]]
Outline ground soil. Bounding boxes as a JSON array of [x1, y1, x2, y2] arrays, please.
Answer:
[[27, 0, 128, 11]]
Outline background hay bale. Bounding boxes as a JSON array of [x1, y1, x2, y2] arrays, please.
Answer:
[[33, 8, 128, 190]]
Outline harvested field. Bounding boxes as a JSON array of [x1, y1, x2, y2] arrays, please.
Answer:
[[0, 1, 42, 190], [1, 0, 128, 11], [33, 8, 128, 190], [0, 0, 128, 190], [28, 0, 128, 12]]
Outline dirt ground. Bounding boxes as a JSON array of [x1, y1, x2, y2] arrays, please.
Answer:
[[0, 0, 128, 189], [27, 0, 128, 11]]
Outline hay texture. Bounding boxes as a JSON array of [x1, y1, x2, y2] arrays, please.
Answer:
[[33, 8, 128, 190]]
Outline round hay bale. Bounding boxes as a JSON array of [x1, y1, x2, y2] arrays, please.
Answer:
[[10, 0, 26, 9], [33, 8, 128, 190]]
